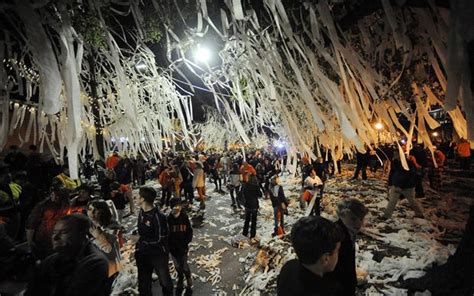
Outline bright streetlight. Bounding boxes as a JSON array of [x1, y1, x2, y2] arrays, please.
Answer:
[[375, 122, 383, 130], [194, 44, 211, 63], [432, 132, 439, 137]]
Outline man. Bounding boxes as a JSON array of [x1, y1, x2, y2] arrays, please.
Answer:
[[456, 138, 471, 171], [303, 169, 324, 215], [383, 152, 425, 219], [26, 185, 72, 259], [277, 216, 343, 296], [26, 214, 109, 296], [105, 151, 121, 170], [168, 199, 193, 296], [352, 147, 369, 180], [135, 186, 173, 296], [326, 198, 368, 296], [239, 161, 257, 183]]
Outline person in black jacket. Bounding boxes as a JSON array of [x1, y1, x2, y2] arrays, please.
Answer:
[[242, 174, 262, 239], [269, 176, 288, 236], [326, 198, 368, 296], [168, 199, 193, 296], [277, 216, 343, 296], [135, 187, 173, 296], [352, 147, 369, 180], [383, 152, 425, 219], [180, 160, 195, 204], [26, 214, 109, 296]]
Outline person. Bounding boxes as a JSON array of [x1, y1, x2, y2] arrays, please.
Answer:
[[71, 183, 94, 211], [54, 165, 82, 190], [302, 169, 324, 215], [168, 199, 193, 296], [114, 157, 135, 215], [411, 143, 428, 198], [107, 181, 128, 223], [240, 161, 257, 183], [210, 156, 223, 193], [192, 161, 206, 209], [242, 174, 262, 240], [428, 147, 446, 191], [26, 185, 72, 259], [100, 169, 116, 198], [383, 152, 425, 219], [105, 151, 121, 170], [169, 165, 183, 199], [87, 200, 123, 294], [227, 163, 242, 209], [352, 148, 369, 180], [277, 216, 343, 296], [180, 159, 195, 204], [456, 138, 471, 170], [135, 187, 173, 296], [159, 166, 173, 206], [326, 199, 368, 296], [133, 155, 147, 186], [25, 214, 109, 296], [269, 176, 288, 236]]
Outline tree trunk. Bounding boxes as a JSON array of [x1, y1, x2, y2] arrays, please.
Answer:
[[88, 48, 104, 160]]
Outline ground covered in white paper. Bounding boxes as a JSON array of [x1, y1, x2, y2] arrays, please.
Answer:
[[112, 166, 471, 295]]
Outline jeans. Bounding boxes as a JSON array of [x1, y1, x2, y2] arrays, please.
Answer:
[[135, 251, 173, 296], [171, 252, 192, 289], [229, 185, 241, 207], [384, 186, 424, 218], [243, 208, 258, 238], [182, 182, 194, 203], [161, 187, 172, 206]]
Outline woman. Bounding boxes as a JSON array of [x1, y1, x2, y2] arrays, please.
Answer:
[[242, 174, 262, 240], [227, 163, 242, 209], [87, 200, 123, 294], [192, 161, 206, 209]]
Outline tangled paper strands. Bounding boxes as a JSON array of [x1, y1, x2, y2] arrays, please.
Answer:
[[1, 0, 473, 177]]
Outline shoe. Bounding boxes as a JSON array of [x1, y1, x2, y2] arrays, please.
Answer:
[[199, 201, 206, 210], [184, 287, 193, 296], [175, 287, 184, 296]]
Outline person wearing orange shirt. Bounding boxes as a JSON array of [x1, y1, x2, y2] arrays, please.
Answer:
[[456, 139, 471, 171], [240, 161, 257, 183], [428, 148, 446, 191], [106, 152, 121, 170]]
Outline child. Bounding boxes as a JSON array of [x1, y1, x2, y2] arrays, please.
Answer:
[[268, 176, 288, 236], [168, 199, 193, 296], [277, 216, 343, 295]]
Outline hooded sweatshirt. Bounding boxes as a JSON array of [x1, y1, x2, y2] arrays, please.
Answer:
[[167, 211, 193, 256]]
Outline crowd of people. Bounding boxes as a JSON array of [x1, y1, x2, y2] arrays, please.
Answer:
[[0, 137, 471, 295]]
